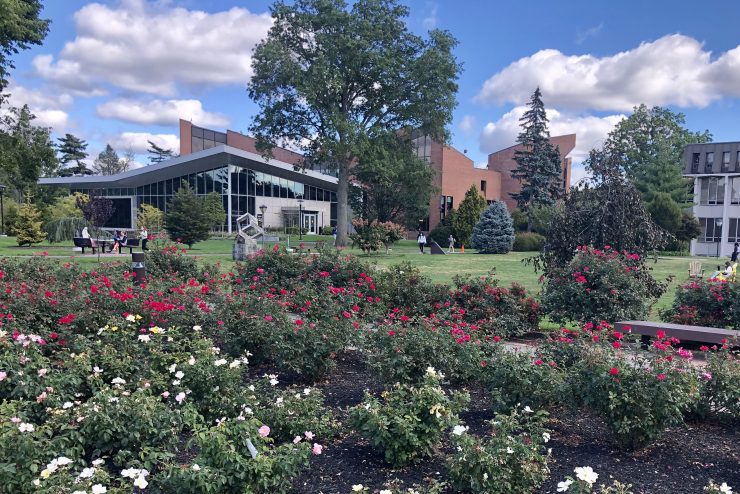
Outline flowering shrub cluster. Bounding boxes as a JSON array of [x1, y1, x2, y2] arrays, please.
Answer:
[[662, 278, 740, 329], [447, 406, 551, 493], [542, 246, 664, 324], [348, 368, 469, 466]]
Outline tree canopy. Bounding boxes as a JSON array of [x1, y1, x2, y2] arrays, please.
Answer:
[[511, 88, 563, 219], [248, 0, 461, 246], [452, 184, 487, 247], [603, 104, 712, 205], [0, 0, 49, 93], [57, 134, 93, 177], [349, 133, 435, 227], [0, 105, 58, 193], [147, 140, 176, 165], [92, 144, 132, 176]]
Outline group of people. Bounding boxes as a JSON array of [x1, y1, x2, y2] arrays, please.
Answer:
[[415, 231, 457, 254], [79, 226, 149, 253], [710, 242, 739, 280]]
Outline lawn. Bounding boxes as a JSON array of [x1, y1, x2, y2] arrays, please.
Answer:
[[0, 235, 710, 321]]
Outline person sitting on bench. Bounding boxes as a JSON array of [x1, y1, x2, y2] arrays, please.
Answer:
[[109, 230, 122, 253]]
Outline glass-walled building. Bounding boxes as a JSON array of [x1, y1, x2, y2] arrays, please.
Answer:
[[40, 144, 338, 234]]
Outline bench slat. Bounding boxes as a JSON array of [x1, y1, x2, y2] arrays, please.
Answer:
[[615, 321, 739, 345]]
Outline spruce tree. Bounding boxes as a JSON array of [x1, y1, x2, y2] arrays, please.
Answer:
[[453, 185, 487, 247], [57, 134, 92, 176], [15, 197, 46, 246], [511, 88, 563, 222], [93, 144, 130, 176], [471, 201, 514, 254], [165, 182, 210, 248]]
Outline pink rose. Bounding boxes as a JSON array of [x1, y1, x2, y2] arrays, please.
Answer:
[[312, 443, 323, 455], [258, 425, 270, 437], [304, 431, 314, 440]]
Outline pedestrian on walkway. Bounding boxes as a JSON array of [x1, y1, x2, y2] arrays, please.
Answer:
[[417, 231, 427, 254]]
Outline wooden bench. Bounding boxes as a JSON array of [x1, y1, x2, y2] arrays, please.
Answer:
[[73, 237, 99, 254], [615, 320, 739, 345], [109, 238, 140, 254]]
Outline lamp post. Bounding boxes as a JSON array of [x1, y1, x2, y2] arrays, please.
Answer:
[[259, 204, 267, 248], [296, 194, 305, 240], [716, 218, 723, 257], [0, 184, 5, 237]]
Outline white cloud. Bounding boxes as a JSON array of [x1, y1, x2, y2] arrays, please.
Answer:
[[3, 81, 73, 131], [479, 106, 625, 162], [97, 98, 229, 127], [33, 0, 272, 96], [575, 22, 603, 45], [458, 114, 476, 135], [112, 132, 179, 155], [476, 34, 737, 112], [422, 3, 438, 29]]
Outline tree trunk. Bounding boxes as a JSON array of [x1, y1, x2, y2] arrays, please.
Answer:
[[335, 161, 351, 247]]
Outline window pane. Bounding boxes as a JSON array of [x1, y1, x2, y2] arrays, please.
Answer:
[[192, 137, 204, 152], [718, 177, 725, 204], [192, 127, 204, 138]]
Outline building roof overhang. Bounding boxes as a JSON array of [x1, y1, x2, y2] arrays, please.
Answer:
[[39, 145, 338, 190]]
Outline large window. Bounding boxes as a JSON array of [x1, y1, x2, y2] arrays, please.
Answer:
[[191, 125, 226, 152], [699, 177, 725, 204], [705, 152, 714, 173], [691, 153, 700, 173], [722, 152, 731, 172], [103, 198, 133, 229], [698, 217, 723, 242], [411, 134, 432, 162], [729, 218, 740, 243], [731, 177, 740, 204]]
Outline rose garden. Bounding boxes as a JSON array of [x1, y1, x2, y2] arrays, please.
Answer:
[[0, 241, 737, 494]]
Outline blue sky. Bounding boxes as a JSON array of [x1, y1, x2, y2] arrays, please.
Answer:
[[7, 0, 740, 181]]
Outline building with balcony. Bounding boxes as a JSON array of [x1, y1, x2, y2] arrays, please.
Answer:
[[683, 142, 740, 257]]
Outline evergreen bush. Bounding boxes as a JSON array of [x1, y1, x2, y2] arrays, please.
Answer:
[[513, 232, 545, 252], [15, 200, 46, 246], [471, 201, 514, 254]]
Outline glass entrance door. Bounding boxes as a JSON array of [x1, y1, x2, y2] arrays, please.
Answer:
[[303, 213, 318, 235]]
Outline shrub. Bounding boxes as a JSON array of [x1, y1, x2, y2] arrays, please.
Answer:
[[348, 369, 469, 466], [572, 335, 699, 450], [662, 279, 740, 329], [692, 347, 740, 421], [429, 209, 456, 246], [155, 416, 312, 494], [512, 232, 545, 252], [556, 467, 635, 494], [541, 246, 661, 325], [146, 243, 201, 280], [373, 262, 450, 315], [350, 219, 405, 254], [450, 274, 540, 338], [471, 201, 514, 254], [447, 407, 551, 494]]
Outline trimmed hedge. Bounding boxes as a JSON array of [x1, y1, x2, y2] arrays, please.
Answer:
[[512, 232, 545, 252]]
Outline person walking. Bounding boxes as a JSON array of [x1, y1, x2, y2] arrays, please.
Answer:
[[140, 226, 149, 251], [331, 226, 337, 245], [448, 234, 455, 253], [417, 231, 427, 254], [732, 242, 739, 263]]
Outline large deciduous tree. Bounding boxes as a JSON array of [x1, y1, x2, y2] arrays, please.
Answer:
[[603, 104, 712, 205], [0, 0, 49, 93], [349, 133, 435, 227], [511, 88, 563, 224], [248, 0, 461, 246], [57, 133, 93, 177], [0, 105, 58, 193]]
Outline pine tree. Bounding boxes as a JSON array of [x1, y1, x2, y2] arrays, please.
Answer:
[[165, 182, 210, 247], [147, 140, 175, 165], [57, 134, 92, 176], [511, 88, 563, 220], [471, 201, 514, 254], [15, 197, 46, 246], [93, 144, 130, 176], [203, 192, 226, 230], [453, 185, 487, 247]]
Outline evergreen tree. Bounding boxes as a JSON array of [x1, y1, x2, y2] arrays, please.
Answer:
[[147, 140, 175, 165], [452, 185, 487, 247], [471, 201, 514, 254], [647, 192, 682, 235], [15, 196, 46, 246], [92, 144, 130, 176], [511, 88, 563, 221], [203, 192, 226, 230], [57, 134, 93, 177], [165, 182, 210, 247]]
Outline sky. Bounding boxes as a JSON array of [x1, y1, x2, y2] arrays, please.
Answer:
[[6, 0, 740, 182]]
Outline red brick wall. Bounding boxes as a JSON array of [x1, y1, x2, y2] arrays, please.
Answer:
[[179, 120, 192, 156]]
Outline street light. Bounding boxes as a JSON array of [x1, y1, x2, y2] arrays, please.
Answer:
[[0, 184, 5, 237], [716, 218, 723, 257], [296, 194, 305, 240], [259, 204, 267, 248]]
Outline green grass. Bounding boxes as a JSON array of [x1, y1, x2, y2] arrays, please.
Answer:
[[0, 236, 714, 321]]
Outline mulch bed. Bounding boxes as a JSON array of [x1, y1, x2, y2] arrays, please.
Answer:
[[283, 350, 740, 494]]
